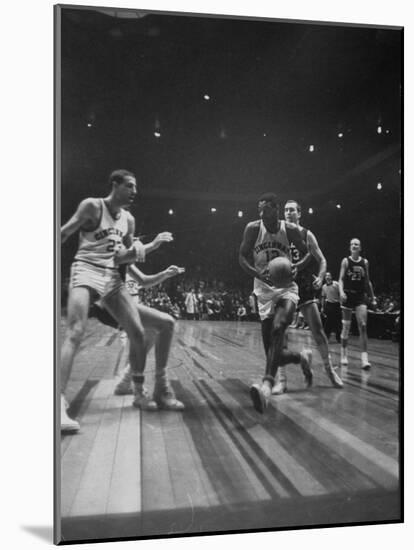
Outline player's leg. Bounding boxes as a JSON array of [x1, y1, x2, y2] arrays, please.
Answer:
[[333, 303, 342, 343], [302, 303, 343, 388], [60, 286, 91, 432], [102, 287, 156, 410], [340, 307, 352, 365], [355, 303, 370, 369], [323, 303, 333, 340], [269, 300, 313, 386], [272, 331, 289, 395], [136, 304, 184, 410], [261, 317, 273, 356], [263, 316, 289, 395], [250, 299, 311, 413]]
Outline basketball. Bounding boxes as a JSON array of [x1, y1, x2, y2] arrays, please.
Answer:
[[268, 256, 292, 287]]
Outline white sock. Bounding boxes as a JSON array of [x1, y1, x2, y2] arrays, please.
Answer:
[[361, 352, 369, 364]]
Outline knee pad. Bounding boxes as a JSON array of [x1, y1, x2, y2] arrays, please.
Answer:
[[341, 320, 351, 340]]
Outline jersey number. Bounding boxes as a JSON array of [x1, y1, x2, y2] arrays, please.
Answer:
[[107, 239, 118, 253]]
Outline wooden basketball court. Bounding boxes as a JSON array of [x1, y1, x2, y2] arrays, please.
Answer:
[[59, 319, 400, 543]]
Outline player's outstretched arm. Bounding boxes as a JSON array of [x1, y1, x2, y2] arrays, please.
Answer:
[[307, 231, 327, 288], [128, 264, 185, 289], [239, 222, 262, 280], [338, 258, 348, 302], [144, 232, 174, 254], [61, 198, 98, 244], [364, 260, 377, 306]]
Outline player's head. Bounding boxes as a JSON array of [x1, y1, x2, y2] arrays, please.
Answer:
[[284, 200, 301, 224], [258, 193, 279, 220], [325, 272, 333, 284], [349, 238, 361, 254], [109, 169, 137, 206]]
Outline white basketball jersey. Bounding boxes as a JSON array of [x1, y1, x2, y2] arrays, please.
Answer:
[[75, 199, 129, 269], [253, 220, 292, 295]]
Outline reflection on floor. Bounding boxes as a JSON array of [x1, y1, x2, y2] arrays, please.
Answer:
[[60, 320, 401, 543]]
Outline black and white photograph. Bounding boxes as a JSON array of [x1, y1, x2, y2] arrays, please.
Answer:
[[54, 2, 402, 545]]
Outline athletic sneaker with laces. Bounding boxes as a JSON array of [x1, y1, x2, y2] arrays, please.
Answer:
[[61, 394, 80, 433], [132, 387, 158, 411], [300, 349, 313, 387], [325, 365, 344, 388], [153, 385, 185, 411], [250, 382, 271, 413]]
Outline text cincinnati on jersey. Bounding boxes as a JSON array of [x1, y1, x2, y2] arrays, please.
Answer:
[[254, 241, 291, 256]]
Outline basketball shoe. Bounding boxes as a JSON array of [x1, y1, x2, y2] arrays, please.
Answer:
[[132, 387, 158, 411], [340, 347, 348, 366], [153, 383, 185, 411], [325, 365, 344, 388], [114, 367, 134, 395], [250, 382, 271, 413], [272, 367, 287, 395], [61, 394, 80, 433]]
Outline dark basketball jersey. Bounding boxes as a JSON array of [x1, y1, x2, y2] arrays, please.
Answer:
[[290, 226, 318, 276], [343, 256, 367, 294]]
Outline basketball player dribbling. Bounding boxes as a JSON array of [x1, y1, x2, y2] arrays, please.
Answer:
[[239, 193, 313, 414], [60, 169, 173, 432], [272, 200, 343, 394], [338, 238, 377, 370]]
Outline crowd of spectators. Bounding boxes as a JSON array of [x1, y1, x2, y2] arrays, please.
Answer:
[[61, 272, 400, 340], [138, 276, 258, 321]]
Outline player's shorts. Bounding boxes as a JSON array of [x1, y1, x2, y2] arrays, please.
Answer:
[[341, 290, 367, 311], [296, 271, 320, 309], [254, 280, 299, 321], [70, 260, 123, 299]]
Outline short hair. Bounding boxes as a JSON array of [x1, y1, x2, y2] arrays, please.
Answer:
[[108, 169, 135, 187], [350, 237, 361, 246], [285, 199, 301, 214], [258, 192, 278, 208]]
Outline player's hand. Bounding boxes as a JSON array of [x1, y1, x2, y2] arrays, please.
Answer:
[[258, 268, 274, 287], [165, 265, 185, 278], [370, 297, 378, 310], [153, 232, 174, 249], [132, 239, 146, 262], [312, 275, 323, 290], [340, 291, 347, 304]]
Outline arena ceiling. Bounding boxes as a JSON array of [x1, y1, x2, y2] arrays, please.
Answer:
[[59, 6, 402, 209]]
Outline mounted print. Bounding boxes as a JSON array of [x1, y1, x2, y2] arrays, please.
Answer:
[[54, 4, 403, 545]]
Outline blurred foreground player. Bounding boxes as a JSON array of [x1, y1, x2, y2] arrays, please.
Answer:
[[272, 201, 343, 394], [91, 264, 185, 410], [339, 238, 377, 369], [239, 193, 313, 414], [60, 169, 172, 432]]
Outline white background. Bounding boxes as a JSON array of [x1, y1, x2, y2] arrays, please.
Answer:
[[1, 0, 410, 548]]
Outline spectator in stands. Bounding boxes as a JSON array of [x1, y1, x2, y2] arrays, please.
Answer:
[[321, 272, 342, 343], [237, 303, 247, 321], [184, 288, 198, 320]]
